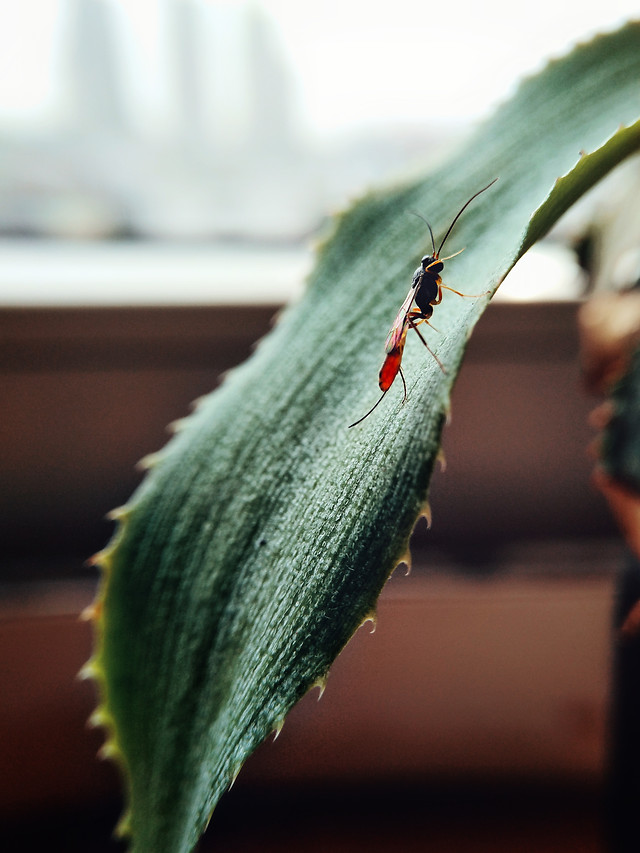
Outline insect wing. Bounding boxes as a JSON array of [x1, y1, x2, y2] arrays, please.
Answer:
[[384, 288, 414, 353]]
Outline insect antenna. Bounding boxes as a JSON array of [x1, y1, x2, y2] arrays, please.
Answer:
[[436, 177, 498, 257], [409, 209, 436, 256]]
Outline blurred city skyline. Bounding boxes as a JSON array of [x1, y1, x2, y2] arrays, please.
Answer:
[[0, 0, 461, 241], [0, 0, 637, 241]]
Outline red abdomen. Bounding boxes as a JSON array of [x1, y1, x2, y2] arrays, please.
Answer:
[[379, 346, 403, 392]]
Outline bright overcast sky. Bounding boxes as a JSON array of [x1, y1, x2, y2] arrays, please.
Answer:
[[266, 0, 639, 132], [0, 0, 637, 135]]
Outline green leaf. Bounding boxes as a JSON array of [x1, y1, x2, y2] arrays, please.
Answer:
[[603, 343, 640, 492], [85, 22, 640, 853]]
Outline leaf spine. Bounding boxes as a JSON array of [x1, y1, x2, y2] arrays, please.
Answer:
[[167, 417, 189, 434], [114, 810, 132, 839], [98, 739, 119, 761], [106, 505, 130, 522], [77, 659, 100, 682], [312, 676, 328, 700], [360, 611, 377, 633], [80, 600, 102, 622], [85, 549, 110, 569], [229, 762, 243, 789], [88, 707, 110, 730], [136, 452, 161, 471]]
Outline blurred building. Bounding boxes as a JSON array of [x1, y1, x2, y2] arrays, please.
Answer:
[[0, 0, 451, 242]]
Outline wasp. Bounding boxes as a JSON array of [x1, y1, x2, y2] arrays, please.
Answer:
[[348, 178, 497, 428]]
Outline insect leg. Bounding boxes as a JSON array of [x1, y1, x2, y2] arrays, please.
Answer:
[[411, 314, 441, 334], [439, 284, 491, 299], [408, 314, 447, 374], [399, 366, 407, 403]]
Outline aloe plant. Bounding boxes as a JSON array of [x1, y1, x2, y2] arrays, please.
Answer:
[[83, 22, 640, 853]]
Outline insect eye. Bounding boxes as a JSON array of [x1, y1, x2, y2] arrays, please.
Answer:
[[421, 255, 432, 268]]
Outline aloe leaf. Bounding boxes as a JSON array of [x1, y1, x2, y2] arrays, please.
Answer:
[[602, 343, 640, 491], [85, 22, 640, 853]]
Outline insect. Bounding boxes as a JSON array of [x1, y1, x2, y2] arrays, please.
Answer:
[[348, 178, 498, 428]]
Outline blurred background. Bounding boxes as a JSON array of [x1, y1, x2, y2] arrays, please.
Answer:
[[1, 1, 640, 851]]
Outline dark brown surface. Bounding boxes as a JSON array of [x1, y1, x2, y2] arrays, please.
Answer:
[[1, 783, 603, 853]]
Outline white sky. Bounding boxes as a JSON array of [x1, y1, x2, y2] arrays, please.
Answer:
[[0, 0, 637, 135], [266, 0, 640, 133]]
